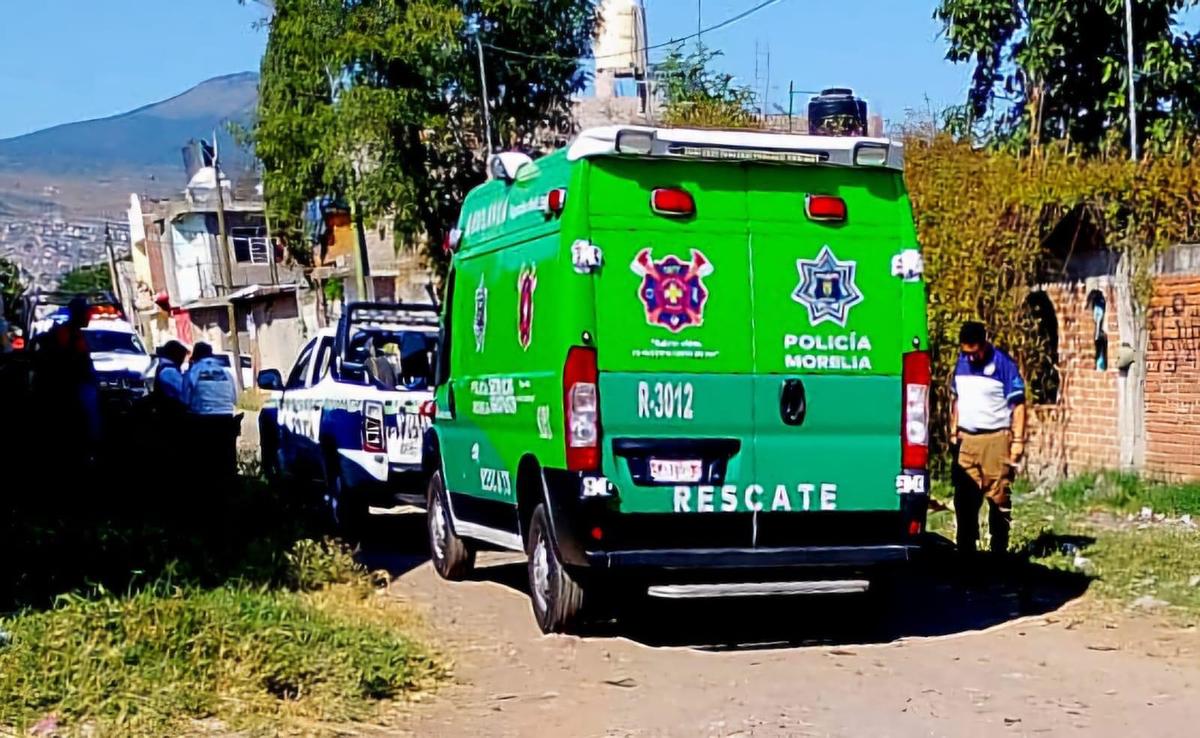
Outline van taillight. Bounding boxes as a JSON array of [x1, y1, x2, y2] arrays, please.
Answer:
[[651, 188, 695, 217], [901, 351, 931, 469], [564, 347, 600, 472], [805, 194, 847, 223], [363, 401, 386, 453], [545, 188, 567, 215]]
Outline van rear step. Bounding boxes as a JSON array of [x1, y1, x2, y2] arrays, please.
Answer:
[[646, 579, 869, 599]]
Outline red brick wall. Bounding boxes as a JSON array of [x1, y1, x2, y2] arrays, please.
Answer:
[[1026, 282, 1121, 478], [1144, 276, 1200, 478]]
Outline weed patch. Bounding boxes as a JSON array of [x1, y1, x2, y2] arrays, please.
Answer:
[[930, 475, 1200, 621], [0, 581, 442, 736]]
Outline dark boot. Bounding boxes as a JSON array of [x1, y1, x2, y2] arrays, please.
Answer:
[[988, 501, 1011, 556]]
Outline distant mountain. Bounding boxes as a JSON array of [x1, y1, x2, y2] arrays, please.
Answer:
[[0, 72, 259, 179]]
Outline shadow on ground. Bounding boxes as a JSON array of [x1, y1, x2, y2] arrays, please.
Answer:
[[360, 511, 1093, 652]]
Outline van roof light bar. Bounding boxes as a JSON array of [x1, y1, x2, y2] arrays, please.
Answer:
[[572, 126, 904, 171]]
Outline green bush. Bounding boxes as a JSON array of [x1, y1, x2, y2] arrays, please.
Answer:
[[284, 538, 364, 593]]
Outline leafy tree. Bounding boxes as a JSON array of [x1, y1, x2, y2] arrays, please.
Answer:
[[0, 257, 24, 313], [250, 0, 596, 267], [935, 0, 1200, 149], [58, 264, 113, 294], [655, 45, 757, 128]]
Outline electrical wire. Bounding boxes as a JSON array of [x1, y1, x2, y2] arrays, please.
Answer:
[[482, 0, 790, 63]]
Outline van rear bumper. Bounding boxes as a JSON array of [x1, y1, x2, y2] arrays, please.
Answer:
[[585, 543, 915, 570], [541, 469, 928, 571]]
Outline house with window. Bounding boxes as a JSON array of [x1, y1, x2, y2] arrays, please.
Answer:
[[126, 167, 311, 385]]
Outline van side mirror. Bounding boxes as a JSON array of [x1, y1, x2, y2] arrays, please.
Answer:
[[257, 369, 283, 391]]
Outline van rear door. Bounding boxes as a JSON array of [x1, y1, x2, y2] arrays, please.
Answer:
[[747, 165, 911, 513], [587, 156, 920, 518], [587, 157, 757, 513]]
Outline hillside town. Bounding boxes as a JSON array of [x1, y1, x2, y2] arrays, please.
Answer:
[[0, 202, 129, 291]]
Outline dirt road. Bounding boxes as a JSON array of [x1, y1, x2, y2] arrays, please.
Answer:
[[363, 515, 1200, 737]]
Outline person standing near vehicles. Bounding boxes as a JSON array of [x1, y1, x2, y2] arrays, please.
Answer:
[[33, 297, 100, 462], [182, 341, 240, 487], [152, 340, 189, 411], [949, 321, 1027, 557], [182, 342, 237, 416]]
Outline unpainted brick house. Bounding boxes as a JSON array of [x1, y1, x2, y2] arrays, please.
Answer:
[[1023, 220, 1200, 481]]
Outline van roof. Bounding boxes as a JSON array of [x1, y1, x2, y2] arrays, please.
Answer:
[[566, 126, 904, 171]]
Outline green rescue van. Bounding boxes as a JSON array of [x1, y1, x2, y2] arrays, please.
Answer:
[[425, 126, 932, 633]]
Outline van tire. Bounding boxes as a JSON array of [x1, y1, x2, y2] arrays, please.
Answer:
[[427, 470, 475, 580], [526, 503, 587, 634]]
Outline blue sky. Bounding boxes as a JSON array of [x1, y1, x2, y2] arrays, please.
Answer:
[[645, 0, 972, 125], [1, 1, 1197, 140], [0, 0, 270, 139]]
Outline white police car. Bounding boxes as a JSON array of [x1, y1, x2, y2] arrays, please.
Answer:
[[257, 302, 438, 533], [82, 310, 154, 408]]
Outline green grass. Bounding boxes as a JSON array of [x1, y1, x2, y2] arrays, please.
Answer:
[[1048, 472, 1200, 517], [0, 540, 442, 737], [0, 586, 440, 736], [0, 468, 445, 737], [930, 472, 1200, 621]]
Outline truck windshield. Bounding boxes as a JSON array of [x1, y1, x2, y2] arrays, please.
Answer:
[[351, 329, 437, 389]]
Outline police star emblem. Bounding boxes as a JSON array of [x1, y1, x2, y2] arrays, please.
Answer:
[[792, 245, 864, 327]]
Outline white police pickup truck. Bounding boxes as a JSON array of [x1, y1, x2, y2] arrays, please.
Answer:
[[257, 302, 438, 531]]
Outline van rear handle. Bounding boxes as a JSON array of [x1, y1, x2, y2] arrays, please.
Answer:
[[780, 379, 807, 427]]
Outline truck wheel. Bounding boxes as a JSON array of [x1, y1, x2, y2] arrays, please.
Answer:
[[261, 443, 281, 483], [259, 415, 279, 482], [526, 503, 587, 634], [325, 457, 369, 539], [427, 470, 475, 580]]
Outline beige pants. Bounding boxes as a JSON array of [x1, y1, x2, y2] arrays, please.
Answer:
[[954, 429, 1014, 554]]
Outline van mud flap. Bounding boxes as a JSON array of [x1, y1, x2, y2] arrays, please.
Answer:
[[539, 468, 598, 568]]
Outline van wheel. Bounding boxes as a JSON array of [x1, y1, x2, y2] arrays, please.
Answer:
[[427, 471, 475, 580], [526, 503, 587, 634]]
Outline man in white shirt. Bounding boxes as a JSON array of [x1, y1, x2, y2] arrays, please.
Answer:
[[949, 321, 1027, 556]]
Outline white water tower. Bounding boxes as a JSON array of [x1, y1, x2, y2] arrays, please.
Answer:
[[593, 0, 649, 106]]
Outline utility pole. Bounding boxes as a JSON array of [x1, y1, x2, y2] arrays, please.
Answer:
[[103, 223, 123, 306], [475, 35, 495, 155], [787, 80, 795, 132], [350, 199, 372, 301], [212, 144, 244, 394], [1125, 0, 1139, 161]]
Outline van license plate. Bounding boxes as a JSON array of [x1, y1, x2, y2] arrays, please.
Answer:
[[649, 459, 703, 483]]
